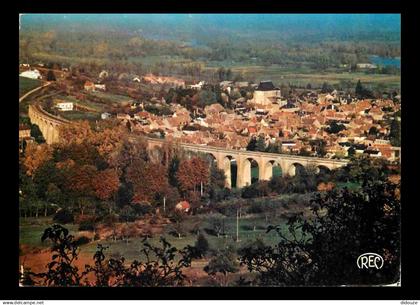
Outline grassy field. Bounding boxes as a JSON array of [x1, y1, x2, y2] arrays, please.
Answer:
[[19, 217, 79, 248], [19, 76, 41, 97], [29, 51, 400, 91], [89, 91, 133, 104], [227, 65, 400, 90], [19, 212, 294, 263], [59, 110, 101, 121], [54, 95, 102, 112]]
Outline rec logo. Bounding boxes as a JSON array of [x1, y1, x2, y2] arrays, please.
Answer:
[[357, 253, 384, 269]]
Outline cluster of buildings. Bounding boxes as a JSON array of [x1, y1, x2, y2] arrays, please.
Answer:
[[111, 79, 400, 162]]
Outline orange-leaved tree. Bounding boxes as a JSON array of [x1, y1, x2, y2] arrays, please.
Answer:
[[92, 169, 120, 201], [126, 159, 169, 204], [176, 157, 209, 195], [23, 143, 53, 176]]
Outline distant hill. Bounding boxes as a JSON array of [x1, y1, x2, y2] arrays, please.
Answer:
[[20, 14, 400, 43]]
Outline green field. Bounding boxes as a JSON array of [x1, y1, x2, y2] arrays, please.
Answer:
[[19, 76, 41, 97], [19, 214, 294, 262], [227, 65, 400, 90], [55, 95, 103, 112], [59, 110, 101, 121], [90, 91, 133, 104]]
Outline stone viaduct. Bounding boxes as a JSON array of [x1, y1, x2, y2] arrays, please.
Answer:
[[144, 137, 349, 188], [28, 104, 70, 145], [25, 104, 349, 188]]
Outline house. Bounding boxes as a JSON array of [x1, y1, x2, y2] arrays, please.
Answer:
[[19, 69, 42, 80], [204, 103, 225, 116], [357, 63, 377, 69], [94, 84, 106, 91], [189, 81, 206, 90], [56, 102, 73, 112], [101, 112, 111, 120], [117, 113, 131, 121], [84, 81, 95, 92], [250, 81, 281, 106], [141, 74, 186, 88], [19, 124, 31, 140], [281, 140, 296, 148], [364, 149, 382, 158], [235, 81, 249, 88]]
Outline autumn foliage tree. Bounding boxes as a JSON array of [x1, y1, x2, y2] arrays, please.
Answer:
[[58, 121, 94, 146], [23, 143, 53, 176], [67, 164, 98, 197], [92, 169, 120, 201], [176, 157, 209, 195], [126, 159, 169, 204]]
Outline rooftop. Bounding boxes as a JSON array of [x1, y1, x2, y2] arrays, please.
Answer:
[[256, 81, 278, 91]]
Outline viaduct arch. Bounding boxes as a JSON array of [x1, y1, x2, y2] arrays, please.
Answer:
[[28, 104, 70, 145], [141, 137, 349, 189], [25, 105, 349, 189]]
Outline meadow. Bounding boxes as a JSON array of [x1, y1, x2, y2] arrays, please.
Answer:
[[19, 76, 41, 97]]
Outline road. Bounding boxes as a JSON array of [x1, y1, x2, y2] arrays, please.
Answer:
[[19, 81, 51, 103]]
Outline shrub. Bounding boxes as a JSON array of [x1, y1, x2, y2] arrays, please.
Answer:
[[53, 208, 74, 224], [74, 235, 91, 246], [78, 220, 95, 232], [195, 234, 210, 257], [241, 224, 254, 231], [132, 203, 152, 216], [247, 201, 263, 214]]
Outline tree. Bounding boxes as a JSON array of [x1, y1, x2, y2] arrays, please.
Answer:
[[33, 159, 63, 200], [246, 137, 257, 151], [204, 246, 239, 286], [58, 121, 94, 146], [198, 90, 217, 107], [170, 213, 187, 239], [168, 156, 180, 187], [368, 126, 378, 136], [209, 163, 227, 200], [126, 159, 169, 204], [326, 121, 346, 134], [23, 143, 53, 176], [31, 225, 83, 286], [355, 79, 364, 97], [240, 172, 400, 286], [355, 80, 373, 99], [47, 69, 56, 81], [92, 169, 120, 201], [67, 164, 97, 198], [120, 205, 136, 223], [54, 141, 106, 169], [195, 233, 210, 258], [45, 183, 63, 215], [266, 141, 282, 154], [176, 157, 209, 195], [75, 197, 92, 216], [321, 82, 333, 93], [255, 135, 266, 152], [30, 124, 45, 143], [347, 146, 356, 157], [389, 117, 401, 147], [208, 214, 225, 238]]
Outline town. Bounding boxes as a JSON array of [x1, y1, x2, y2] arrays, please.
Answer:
[[18, 14, 401, 288], [19, 64, 401, 163]]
